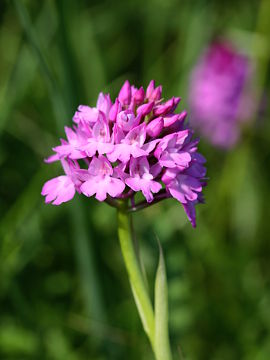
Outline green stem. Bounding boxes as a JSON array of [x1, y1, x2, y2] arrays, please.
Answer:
[[117, 208, 155, 352]]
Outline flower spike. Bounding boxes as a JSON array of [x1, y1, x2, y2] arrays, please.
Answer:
[[42, 80, 206, 226]]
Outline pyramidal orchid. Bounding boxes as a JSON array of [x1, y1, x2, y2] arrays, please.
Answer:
[[41, 80, 207, 360], [42, 80, 206, 227], [189, 41, 255, 149]]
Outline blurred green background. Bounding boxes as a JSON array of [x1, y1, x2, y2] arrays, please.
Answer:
[[1, 0, 270, 359]]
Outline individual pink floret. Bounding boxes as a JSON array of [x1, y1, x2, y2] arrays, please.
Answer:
[[41, 159, 82, 205], [80, 113, 114, 156], [80, 156, 125, 201], [107, 123, 150, 163], [154, 131, 191, 169], [126, 157, 162, 202]]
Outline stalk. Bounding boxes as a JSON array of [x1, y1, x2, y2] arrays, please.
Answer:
[[117, 207, 155, 351], [117, 206, 173, 360]]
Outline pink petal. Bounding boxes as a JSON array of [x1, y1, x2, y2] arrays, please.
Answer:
[[107, 177, 125, 197], [82, 142, 98, 157], [159, 152, 176, 168], [149, 85, 162, 102], [45, 154, 60, 163], [163, 114, 180, 127], [118, 80, 131, 105], [146, 80, 155, 99], [116, 111, 140, 132], [150, 181, 162, 194], [170, 152, 192, 167], [109, 99, 121, 122], [140, 179, 161, 202], [161, 168, 179, 184], [96, 92, 112, 117], [88, 156, 113, 176], [97, 142, 114, 155], [106, 145, 122, 162], [130, 146, 148, 159], [125, 177, 142, 192], [142, 139, 160, 153], [141, 185, 154, 202], [167, 184, 186, 203], [65, 126, 79, 143], [146, 117, 164, 137], [176, 130, 190, 146], [95, 179, 109, 201], [150, 163, 162, 177], [182, 201, 196, 227], [41, 176, 75, 205], [134, 87, 145, 104], [73, 105, 99, 124], [113, 163, 128, 181], [92, 113, 111, 142], [112, 124, 125, 144], [137, 102, 154, 116], [80, 177, 98, 198], [125, 123, 146, 147]]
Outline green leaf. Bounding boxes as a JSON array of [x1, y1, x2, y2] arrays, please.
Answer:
[[154, 242, 173, 360]]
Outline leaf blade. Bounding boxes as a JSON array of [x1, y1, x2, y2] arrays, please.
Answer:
[[154, 242, 172, 360]]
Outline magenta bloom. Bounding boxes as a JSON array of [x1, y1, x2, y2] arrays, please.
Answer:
[[189, 41, 255, 148], [42, 80, 207, 226]]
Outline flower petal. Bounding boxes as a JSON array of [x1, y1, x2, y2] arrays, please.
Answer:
[[107, 178, 125, 197], [42, 176, 75, 205]]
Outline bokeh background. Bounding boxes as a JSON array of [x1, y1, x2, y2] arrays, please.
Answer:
[[1, 0, 270, 359]]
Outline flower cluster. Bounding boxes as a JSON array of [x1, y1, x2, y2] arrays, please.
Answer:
[[42, 80, 206, 226], [189, 41, 255, 148]]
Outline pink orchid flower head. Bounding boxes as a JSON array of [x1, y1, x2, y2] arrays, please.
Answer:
[[42, 80, 207, 226]]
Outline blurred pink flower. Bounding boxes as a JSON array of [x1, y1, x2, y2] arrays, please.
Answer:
[[189, 41, 255, 148]]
